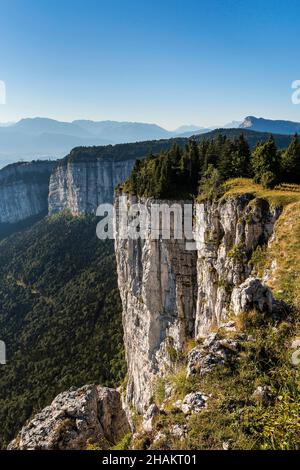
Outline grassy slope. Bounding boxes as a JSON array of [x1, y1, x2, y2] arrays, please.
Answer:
[[265, 203, 300, 309], [224, 178, 300, 309], [223, 178, 300, 207]]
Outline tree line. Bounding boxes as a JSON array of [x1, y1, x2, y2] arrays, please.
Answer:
[[124, 133, 300, 199]]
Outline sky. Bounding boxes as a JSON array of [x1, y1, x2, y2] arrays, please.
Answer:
[[0, 0, 300, 129]]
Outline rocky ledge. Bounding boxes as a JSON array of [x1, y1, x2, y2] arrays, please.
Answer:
[[8, 385, 129, 450]]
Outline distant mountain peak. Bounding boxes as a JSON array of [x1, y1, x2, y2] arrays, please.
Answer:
[[174, 124, 203, 133], [240, 116, 300, 135], [221, 120, 242, 129]]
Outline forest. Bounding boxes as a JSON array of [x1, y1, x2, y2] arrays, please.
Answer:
[[58, 128, 291, 165], [0, 213, 126, 448]]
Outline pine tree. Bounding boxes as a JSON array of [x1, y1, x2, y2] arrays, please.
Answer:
[[281, 134, 300, 183], [159, 151, 173, 198], [199, 139, 209, 174], [129, 159, 142, 194], [199, 164, 223, 200], [169, 143, 182, 168], [183, 140, 200, 192], [251, 136, 280, 188], [217, 139, 235, 179], [204, 139, 219, 169], [235, 134, 251, 177]]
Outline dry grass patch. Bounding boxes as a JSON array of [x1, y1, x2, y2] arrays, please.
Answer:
[[223, 178, 300, 207]]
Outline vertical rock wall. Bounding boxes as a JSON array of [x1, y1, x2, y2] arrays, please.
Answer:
[[115, 193, 281, 412]]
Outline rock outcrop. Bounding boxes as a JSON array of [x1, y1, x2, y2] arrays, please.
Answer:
[[231, 277, 274, 315], [194, 195, 281, 336], [181, 392, 209, 414], [187, 331, 244, 377], [115, 193, 281, 413], [0, 161, 55, 224], [8, 385, 129, 450]]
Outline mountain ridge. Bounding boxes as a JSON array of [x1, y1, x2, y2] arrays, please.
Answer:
[[0, 118, 201, 167], [1, 116, 299, 168]]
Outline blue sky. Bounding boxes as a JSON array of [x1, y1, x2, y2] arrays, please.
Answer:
[[0, 0, 299, 129]]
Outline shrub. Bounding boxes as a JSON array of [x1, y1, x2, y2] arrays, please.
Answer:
[[260, 171, 277, 189]]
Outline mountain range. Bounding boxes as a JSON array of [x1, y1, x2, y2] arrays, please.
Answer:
[[0, 118, 207, 168], [0, 116, 300, 168]]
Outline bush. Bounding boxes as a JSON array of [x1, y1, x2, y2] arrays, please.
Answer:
[[260, 171, 277, 189]]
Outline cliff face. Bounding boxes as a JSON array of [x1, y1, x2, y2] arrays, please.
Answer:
[[115, 193, 281, 413], [48, 159, 135, 215], [115, 196, 197, 413], [0, 161, 55, 224], [0, 154, 136, 228]]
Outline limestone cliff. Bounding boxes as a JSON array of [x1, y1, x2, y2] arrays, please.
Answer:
[[0, 161, 55, 225], [115, 193, 281, 413], [48, 158, 136, 215]]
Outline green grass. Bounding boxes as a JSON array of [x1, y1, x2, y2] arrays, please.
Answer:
[[264, 202, 300, 309], [140, 307, 300, 450], [111, 433, 132, 450]]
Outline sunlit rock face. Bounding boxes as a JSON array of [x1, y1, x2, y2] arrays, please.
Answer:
[[115, 193, 281, 413], [194, 195, 281, 336], [115, 195, 197, 413], [48, 159, 135, 215]]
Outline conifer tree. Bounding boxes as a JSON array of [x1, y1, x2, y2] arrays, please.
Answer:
[[281, 134, 300, 183], [251, 136, 279, 188]]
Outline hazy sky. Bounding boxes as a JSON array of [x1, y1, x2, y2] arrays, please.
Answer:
[[0, 0, 300, 129]]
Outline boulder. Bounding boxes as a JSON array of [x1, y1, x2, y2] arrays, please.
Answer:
[[170, 424, 187, 440], [231, 277, 273, 315], [142, 404, 159, 432], [181, 392, 209, 414], [187, 334, 241, 377], [291, 338, 300, 350]]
